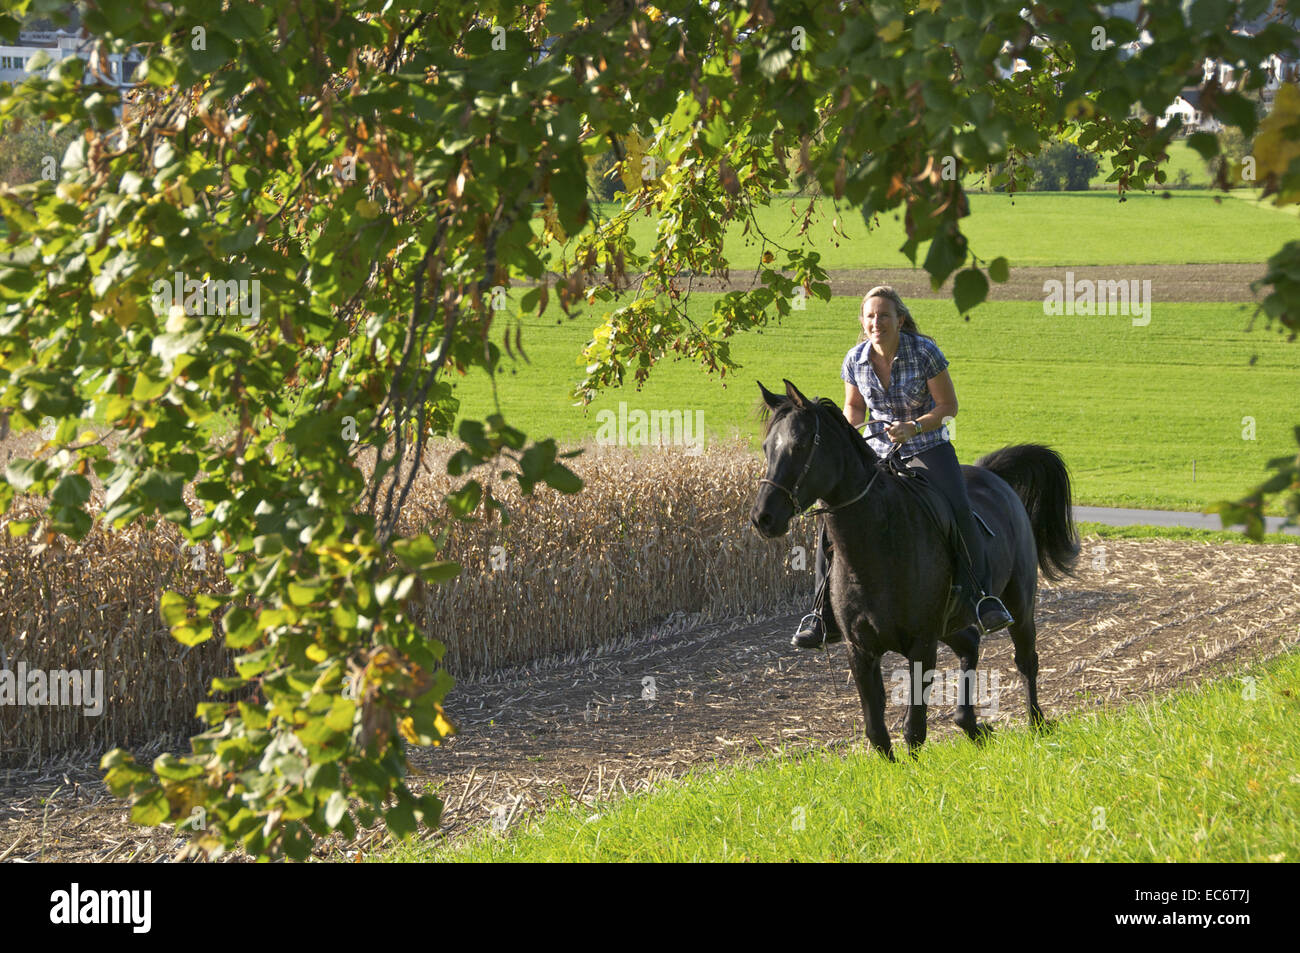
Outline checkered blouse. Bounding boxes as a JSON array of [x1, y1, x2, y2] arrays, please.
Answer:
[[840, 332, 951, 459]]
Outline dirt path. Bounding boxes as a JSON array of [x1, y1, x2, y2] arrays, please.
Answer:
[[606, 263, 1269, 302], [2, 537, 1297, 862]]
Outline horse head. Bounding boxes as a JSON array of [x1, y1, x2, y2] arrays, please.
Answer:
[[750, 379, 860, 538]]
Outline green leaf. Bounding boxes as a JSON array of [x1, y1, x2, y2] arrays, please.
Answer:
[[51, 474, 91, 506], [385, 796, 418, 839], [153, 753, 204, 781], [130, 788, 170, 826], [544, 464, 583, 494], [923, 229, 968, 288], [4, 458, 48, 493], [287, 581, 322, 606], [988, 257, 1010, 283], [325, 791, 349, 828], [445, 480, 482, 517], [218, 606, 255, 650], [952, 268, 989, 314], [160, 590, 189, 626], [1185, 132, 1219, 160]]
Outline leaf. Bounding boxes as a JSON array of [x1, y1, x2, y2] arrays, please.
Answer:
[[877, 20, 905, 42], [988, 257, 1010, 283], [130, 788, 170, 826], [1185, 132, 1219, 160], [953, 268, 989, 313], [922, 229, 968, 288], [544, 464, 583, 494], [445, 480, 482, 517], [758, 45, 794, 79], [153, 754, 204, 781], [51, 474, 91, 506], [287, 582, 322, 606], [325, 791, 349, 828], [4, 458, 47, 493], [160, 590, 189, 626]]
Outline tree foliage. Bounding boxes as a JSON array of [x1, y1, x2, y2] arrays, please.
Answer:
[[1026, 140, 1101, 190], [0, 117, 77, 186], [0, 0, 1297, 858]]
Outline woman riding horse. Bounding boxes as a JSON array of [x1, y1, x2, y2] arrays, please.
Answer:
[[792, 285, 1014, 649]]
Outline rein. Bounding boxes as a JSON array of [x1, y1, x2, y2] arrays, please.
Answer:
[[760, 407, 896, 518]]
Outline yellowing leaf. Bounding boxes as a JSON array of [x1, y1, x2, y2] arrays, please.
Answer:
[[1253, 82, 1300, 205], [355, 198, 381, 218], [95, 287, 141, 330], [542, 193, 566, 242], [620, 130, 648, 194], [878, 20, 904, 42], [398, 716, 419, 744]]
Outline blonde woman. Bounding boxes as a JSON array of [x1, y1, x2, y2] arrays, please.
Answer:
[[793, 286, 1014, 648]]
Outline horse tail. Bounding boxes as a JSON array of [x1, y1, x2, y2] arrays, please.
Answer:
[[975, 444, 1081, 580]]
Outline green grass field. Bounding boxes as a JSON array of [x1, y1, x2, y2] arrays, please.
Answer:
[[1087, 138, 1215, 190], [1075, 521, 1300, 544], [399, 647, 1300, 862], [454, 297, 1300, 514], [588, 189, 1298, 270]]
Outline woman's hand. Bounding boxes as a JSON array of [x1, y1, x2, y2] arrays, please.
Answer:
[[886, 420, 919, 443]]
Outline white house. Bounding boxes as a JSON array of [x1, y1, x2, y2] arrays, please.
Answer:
[[1158, 89, 1223, 133], [1, 24, 142, 88]]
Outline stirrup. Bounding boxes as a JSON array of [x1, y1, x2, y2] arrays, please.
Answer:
[[974, 595, 1014, 635], [792, 610, 840, 649]]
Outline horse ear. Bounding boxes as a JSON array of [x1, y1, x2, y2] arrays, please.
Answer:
[[757, 381, 783, 410], [783, 379, 809, 407]]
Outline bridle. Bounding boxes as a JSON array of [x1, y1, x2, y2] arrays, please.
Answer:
[[759, 407, 891, 518]]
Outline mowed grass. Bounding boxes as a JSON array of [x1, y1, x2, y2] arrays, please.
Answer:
[[1087, 137, 1215, 190], [453, 297, 1300, 514], [591, 189, 1298, 270], [402, 649, 1300, 862], [1075, 521, 1300, 544]]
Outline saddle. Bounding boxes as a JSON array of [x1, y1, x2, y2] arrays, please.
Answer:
[[884, 459, 994, 603]]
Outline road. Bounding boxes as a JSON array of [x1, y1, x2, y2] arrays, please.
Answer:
[[1075, 505, 1298, 535]]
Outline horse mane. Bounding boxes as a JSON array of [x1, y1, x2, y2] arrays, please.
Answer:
[[757, 392, 881, 472]]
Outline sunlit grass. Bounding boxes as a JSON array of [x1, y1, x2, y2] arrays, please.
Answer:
[[397, 650, 1300, 862]]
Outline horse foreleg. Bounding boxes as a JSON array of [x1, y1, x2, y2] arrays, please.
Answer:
[[848, 646, 894, 761]]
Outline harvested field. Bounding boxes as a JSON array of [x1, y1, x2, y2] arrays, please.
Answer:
[[606, 263, 1271, 302], [1, 535, 1296, 862], [0, 442, 817, 764]]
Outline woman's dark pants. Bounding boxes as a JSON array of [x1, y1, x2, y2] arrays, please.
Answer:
[[812, 441, 989, 632]]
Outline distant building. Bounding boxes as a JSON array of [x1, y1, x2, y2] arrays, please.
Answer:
[[1, 21, 142, 88], [1158, 89, 1223, 134]]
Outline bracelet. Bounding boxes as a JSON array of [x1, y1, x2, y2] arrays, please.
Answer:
[[912, 420, 923, 437]]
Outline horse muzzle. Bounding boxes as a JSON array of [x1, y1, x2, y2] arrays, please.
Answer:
[[749, 493, 793, 538]]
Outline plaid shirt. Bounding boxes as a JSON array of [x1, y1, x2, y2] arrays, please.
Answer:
[[841, 332, 951, 458]]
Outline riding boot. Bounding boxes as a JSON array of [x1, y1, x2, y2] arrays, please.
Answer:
[[954, 510, 1014, 635], [792, 525, 844, 649]]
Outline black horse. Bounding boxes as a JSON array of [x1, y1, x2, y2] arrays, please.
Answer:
[[751, 380, 1080, 760]]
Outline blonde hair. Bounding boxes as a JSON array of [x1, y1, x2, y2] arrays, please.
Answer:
[[857, 286, 933, 343]]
